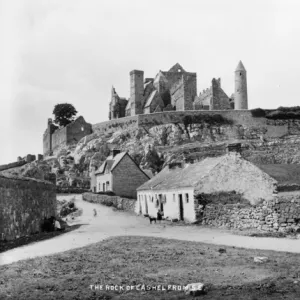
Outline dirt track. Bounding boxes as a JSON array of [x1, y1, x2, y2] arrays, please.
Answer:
[[1, 194, 300, 266]]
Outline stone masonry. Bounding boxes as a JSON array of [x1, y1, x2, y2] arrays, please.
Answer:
[[201, 193, 300, 232], [82, 192, 136, 212], [112, 154, 150, 198], [0, 174, 56, 240]]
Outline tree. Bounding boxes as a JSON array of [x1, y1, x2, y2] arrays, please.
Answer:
[[53, 103, 78, 127]]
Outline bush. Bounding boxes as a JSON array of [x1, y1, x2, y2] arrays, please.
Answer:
[[182, 114, 233, 127], [250, 108, 266, 118], [95, 191, 115, 196], [277, 106, 300, 112], [195, 191, 250, 207], [266, 111, 300, 120]]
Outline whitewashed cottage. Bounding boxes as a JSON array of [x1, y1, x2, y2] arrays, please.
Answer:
[[136, 152, 278, 222]]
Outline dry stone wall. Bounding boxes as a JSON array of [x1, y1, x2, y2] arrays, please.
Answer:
[[82, 192, 136, 212], [201, 193, 300, 232], [0, 174, 56, 240]]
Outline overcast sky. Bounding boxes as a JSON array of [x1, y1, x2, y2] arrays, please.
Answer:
[[0, 0, 299, 164]]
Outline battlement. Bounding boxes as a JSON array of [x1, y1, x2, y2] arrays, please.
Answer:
[[199, 87, 212, 98]]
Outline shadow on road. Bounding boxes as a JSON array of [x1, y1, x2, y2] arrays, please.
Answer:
[[0, 223, 87, 253]]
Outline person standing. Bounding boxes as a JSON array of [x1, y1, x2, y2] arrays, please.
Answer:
[[157, 209, 162, 224]]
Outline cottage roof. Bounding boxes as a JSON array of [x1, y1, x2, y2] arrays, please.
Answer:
[[137, 155, 225, 191], [95, 152, 127, 175]]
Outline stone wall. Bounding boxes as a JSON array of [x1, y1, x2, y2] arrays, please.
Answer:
[[0, 161, 27, 172], [0, 174, 56, 240], [51, 126, 68, 153], [92, 115, 139, 135], [201, 193, 300, 232], [82, 192, 136, 212], [137, 110, 264, 128], [44, 116, 93, 156], [112, 154, 150, 198], [211, 79, 231, 110]]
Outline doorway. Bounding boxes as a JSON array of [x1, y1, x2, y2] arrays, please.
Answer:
[[159, 194, 164, 212], [145, 196, 148, 215], [139, 199, 142, 214], [179, 194, 184, 221]]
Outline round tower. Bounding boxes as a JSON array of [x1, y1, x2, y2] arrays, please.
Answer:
[[234, 60, 248, 110]]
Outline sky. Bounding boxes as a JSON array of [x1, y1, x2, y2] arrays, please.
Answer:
[[0, 0, 300, 164]]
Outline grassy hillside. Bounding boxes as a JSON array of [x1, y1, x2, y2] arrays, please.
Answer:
[[257, 164, 300, 185]]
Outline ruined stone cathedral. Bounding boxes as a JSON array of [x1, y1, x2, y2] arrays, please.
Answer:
[[109, 61, 248, 120]]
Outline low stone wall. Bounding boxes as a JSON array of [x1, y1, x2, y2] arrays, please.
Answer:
[[0, 174, 56, 241], [56, 187, 89, 194], [201, 193, 300, 232], [0, 160, 27, 172], [92, 116, 139, 135], [82, 192, 136, 212]]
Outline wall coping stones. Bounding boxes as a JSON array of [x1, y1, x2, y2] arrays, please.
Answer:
[[0, 173, 54, 185]]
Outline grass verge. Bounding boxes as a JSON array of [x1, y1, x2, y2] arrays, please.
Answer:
[[1, 236, 300, 299]]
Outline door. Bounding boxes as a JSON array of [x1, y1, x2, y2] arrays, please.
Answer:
[[159, 194, 164, 212], [145, 196, 148, 215], [139, 197, 142, 214], [179, 194, 184, 221]]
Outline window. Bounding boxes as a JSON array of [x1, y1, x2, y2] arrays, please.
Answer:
[[173, 194, 175, 202], [185, 193, 189, 203], [98, 183, 101, 191]]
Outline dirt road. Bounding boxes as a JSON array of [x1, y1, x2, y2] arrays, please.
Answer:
[[1, 194, 300, 266]]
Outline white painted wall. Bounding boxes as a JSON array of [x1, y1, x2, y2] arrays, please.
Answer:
[[137, 188, 195, 222], [96, 173, 112, 192]]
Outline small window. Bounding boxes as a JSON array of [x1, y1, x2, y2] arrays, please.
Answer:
[[185, 193, 189, 203], [173, 194, 175, 202]]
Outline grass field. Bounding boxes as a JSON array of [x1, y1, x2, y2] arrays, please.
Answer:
[[1, 236, 300, 299], [258, 164, 300, 185]]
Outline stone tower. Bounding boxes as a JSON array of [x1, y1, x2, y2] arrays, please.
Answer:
[[234, 60, 248, 110], [130, 70, 144, 116]]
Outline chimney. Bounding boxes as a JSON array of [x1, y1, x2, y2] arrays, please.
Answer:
[[226, 143, 242, 154], [112, 149, 121, 157]]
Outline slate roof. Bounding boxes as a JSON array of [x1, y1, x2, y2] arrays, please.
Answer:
[[137, 155, 225, 191], [95, 152, 127, 175]]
